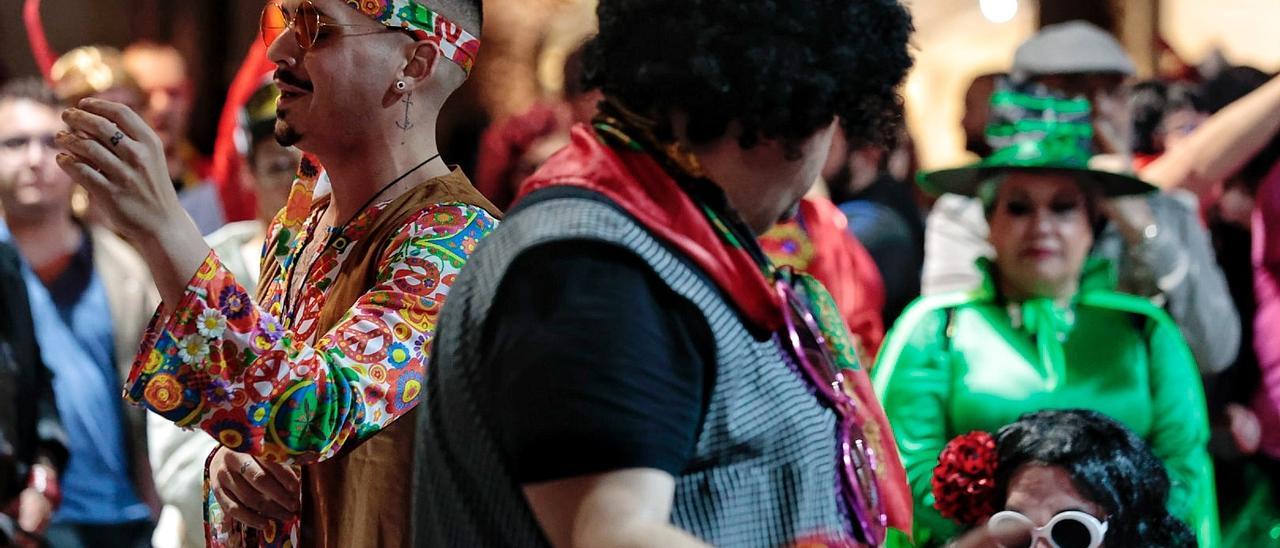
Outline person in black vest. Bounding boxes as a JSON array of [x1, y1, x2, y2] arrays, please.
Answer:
[[414, 1, 915, 546]]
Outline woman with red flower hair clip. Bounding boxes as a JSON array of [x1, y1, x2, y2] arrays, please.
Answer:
[[934, 410, 1193, 548]]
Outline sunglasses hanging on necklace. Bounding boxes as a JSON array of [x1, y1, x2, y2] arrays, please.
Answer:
[[775, 268, 886, 545]]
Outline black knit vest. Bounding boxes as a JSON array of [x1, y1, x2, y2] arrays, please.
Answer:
[[412, 189, 850, 547]]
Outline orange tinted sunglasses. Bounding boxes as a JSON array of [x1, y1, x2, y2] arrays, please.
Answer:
[[260, 1, 392, 49]]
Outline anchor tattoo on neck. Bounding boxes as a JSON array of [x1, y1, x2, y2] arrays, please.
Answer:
[[396, 92, 415, 132]]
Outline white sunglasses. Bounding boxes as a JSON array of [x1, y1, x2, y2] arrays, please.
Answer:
[[987, 510, 1109, 548]]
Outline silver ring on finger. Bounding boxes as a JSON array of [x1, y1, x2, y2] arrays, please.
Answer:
[[110, 131, 125, 147]]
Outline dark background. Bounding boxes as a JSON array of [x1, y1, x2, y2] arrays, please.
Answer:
[[1, 0, 263, 154]]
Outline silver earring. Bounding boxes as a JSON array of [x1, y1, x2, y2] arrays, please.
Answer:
[[395, 80, 408, 91]]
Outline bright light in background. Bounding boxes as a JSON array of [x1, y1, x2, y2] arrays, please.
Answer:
[[979, 0, 1019, 23]]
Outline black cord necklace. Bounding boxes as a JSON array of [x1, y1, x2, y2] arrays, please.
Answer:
[[280, 153, 442, 317]]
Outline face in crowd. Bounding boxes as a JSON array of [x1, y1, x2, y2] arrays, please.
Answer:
[[263, 0, 456, 157], [1157, 106, 1206, 154], [249, 137, 302, 221], [963, 75, 1000, 157], [0, 97, 74, 224], [987, 172, 1095, 301], [679, 117, 842, 235], [745, 121, 843, 234], [1033, 73, 1130, 155], [124, 44, 195, 155], [993, 464, 1109, 548]]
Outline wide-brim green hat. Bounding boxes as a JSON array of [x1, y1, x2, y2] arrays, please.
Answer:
[[919, 85, 1157, 199]]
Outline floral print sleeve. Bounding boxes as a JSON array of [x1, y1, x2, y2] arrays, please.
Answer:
[[124, 203, 497, 465]]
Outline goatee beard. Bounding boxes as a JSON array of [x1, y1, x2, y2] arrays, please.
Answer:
[[275, 117, 302, 147]]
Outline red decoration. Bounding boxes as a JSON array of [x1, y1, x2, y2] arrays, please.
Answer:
[[210, 36, 277, 223], [24, 0, 57, 82], [931, 431, 999, 526]]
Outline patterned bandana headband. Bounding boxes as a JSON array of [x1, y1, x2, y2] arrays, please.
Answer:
[[344, 0, 480, 75]]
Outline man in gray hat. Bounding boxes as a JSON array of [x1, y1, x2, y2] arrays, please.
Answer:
[[921, 20, 1240, 375], [1009, 20, 1135, 82]]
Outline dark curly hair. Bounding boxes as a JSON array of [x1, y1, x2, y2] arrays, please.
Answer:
[[583, 0, 914, 154], [993, 410, 1195, 548], [1131, 80, 1204, 155]]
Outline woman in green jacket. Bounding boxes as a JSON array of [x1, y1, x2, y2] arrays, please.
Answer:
[[873, 89, 1218, 547]]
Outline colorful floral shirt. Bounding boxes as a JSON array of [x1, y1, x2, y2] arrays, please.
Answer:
[[124, 161, 498, 546]]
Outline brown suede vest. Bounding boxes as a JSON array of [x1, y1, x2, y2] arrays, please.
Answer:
[[256, 169, 500, 547]]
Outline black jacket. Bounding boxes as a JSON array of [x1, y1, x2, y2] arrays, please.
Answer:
[[0, 240, 66, 504]]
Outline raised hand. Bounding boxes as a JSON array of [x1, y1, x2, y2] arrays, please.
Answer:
[[54, 98, 188, 238], [54, 97, 210, 307]]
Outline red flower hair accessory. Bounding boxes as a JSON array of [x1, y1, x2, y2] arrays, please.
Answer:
[[932, 430, 999, 526]]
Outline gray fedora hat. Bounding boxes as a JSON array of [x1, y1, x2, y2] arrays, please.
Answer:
[[1012, 20, 1136, 81]]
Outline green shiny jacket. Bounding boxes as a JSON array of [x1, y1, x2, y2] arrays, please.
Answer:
[[872, 259, 1219, 547]]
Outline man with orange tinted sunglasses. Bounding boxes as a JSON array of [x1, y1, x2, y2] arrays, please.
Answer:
[[54, 1, 494, 546]]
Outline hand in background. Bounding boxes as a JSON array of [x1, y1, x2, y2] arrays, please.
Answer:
[[14, 488, 51, 537], [1099, 195, 1159, 247], [1092, 87, 1133, 161]]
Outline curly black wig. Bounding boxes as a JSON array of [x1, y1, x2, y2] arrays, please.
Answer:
[[994, 410, 1195, 548], [583, 0, 914, 153]]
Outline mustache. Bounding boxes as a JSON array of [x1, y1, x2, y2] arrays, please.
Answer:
[[274, 70, 314, 92]]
